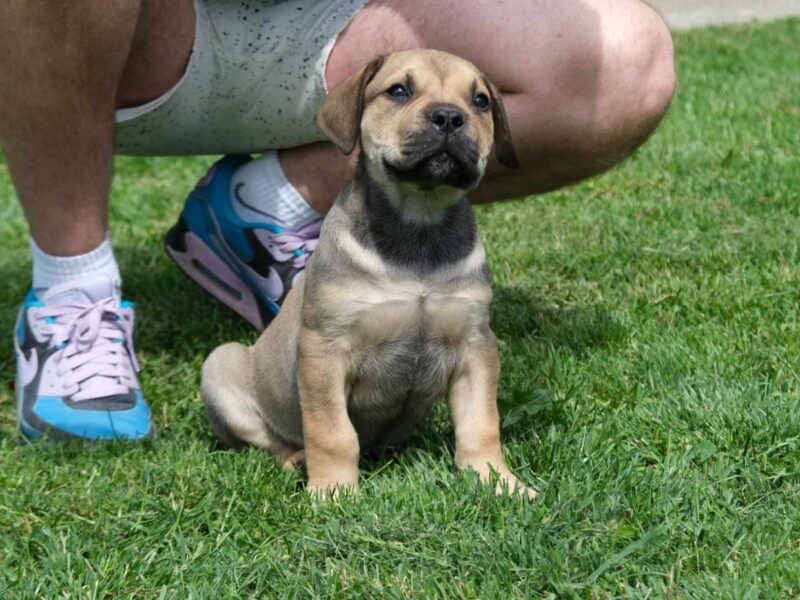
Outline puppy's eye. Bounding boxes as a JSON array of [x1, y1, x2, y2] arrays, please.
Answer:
[[386, 84, 411, 100], [473, 93, 490, 111]]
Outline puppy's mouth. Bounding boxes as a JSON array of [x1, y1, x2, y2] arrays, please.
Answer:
[[383, 136, 482, 190]]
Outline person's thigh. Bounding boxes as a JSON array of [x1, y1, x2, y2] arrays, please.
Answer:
[[114, 0, 367, 155], [328, 0, 676, 195], [329, 0, 609, 93]]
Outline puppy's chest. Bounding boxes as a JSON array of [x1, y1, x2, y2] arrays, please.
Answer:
[[327, 274, 491, 355], [318, 273, 490, 438]]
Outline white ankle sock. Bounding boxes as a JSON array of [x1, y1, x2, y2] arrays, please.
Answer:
[[30, 235, 121, 290], [229, 151, 321, 231]]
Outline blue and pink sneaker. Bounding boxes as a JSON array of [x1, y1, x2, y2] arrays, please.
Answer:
[[14, 275, 152, 441], [165, 155, 320, 330]]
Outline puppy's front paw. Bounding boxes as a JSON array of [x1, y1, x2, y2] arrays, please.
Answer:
[[466, 465, 537, 501], [307, 480, 358, 501], [493, 473, 538, 501]]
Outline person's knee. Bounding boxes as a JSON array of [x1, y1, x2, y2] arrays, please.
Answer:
[[610, 3, 676, 140], [501, 1, 676, 192], [632, 6, 676, 127]]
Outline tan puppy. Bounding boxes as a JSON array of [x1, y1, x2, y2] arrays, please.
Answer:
[[201, 50, 535, 499]]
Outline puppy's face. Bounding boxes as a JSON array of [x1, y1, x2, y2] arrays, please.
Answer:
[[317, 50, 519, 193]]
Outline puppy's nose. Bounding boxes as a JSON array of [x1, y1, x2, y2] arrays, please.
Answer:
[[430, 107, 466, 134]]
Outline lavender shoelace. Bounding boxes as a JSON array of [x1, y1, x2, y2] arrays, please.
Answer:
[[32, 298, 139, 402], [271, 220, 321, 268]]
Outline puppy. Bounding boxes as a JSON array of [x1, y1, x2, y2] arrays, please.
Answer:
[[201, 49, 535, 499]]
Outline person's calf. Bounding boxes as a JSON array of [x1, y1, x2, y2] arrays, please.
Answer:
[[0, 0, 143, 257]]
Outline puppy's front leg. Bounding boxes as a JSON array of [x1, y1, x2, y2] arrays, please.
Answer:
[[448, 333, 537, 500], [298, 329, 359, 496]]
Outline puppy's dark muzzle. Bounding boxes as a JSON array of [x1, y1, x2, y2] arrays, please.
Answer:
[[384, 122, 483, 190]]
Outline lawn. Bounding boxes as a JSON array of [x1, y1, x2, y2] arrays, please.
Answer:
[[2, 18, 800, 598]]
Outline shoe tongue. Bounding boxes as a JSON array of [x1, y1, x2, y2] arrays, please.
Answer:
[[42, 275, 119, 306]]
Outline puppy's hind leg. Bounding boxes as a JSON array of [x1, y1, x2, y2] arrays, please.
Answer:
[[201, 343, 303, 468], [201, 342, 266, 448]]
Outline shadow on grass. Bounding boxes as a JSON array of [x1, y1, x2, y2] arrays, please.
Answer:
[[490, 285, 628, 438], [492, 285, 627, 358]]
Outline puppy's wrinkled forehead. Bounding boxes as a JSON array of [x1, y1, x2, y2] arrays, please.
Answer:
[[365, 50, 485, 104], [358, 49, 500, 167]]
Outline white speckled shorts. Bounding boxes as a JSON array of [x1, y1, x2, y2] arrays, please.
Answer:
[[114, 0, 368, 155]]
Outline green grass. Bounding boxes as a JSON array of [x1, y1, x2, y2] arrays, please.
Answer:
[[2, 18, 800, 598]]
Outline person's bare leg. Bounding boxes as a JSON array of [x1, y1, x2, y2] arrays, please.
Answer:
[[279, 143, 358, 215], [0, 0, 194, 257], [280, 0, 676, 210]]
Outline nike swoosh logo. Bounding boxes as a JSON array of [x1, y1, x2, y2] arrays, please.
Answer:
[[263, 267, 284, 301], [234, 182, 278, 221], [16, 345, 38, 388], [205, 210, 286, 309]]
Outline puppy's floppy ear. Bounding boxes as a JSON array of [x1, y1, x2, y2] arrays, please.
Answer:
[[315, 55, 386, 154], [483, 77, 520, 169]]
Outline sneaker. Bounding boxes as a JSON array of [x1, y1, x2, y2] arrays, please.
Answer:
[[14, 275, 152, 441], [165, 155, 320, 330]]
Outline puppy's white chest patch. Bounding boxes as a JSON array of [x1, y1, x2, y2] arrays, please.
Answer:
[[319, 270, 489, 348], [318, 234, 492, 346]]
